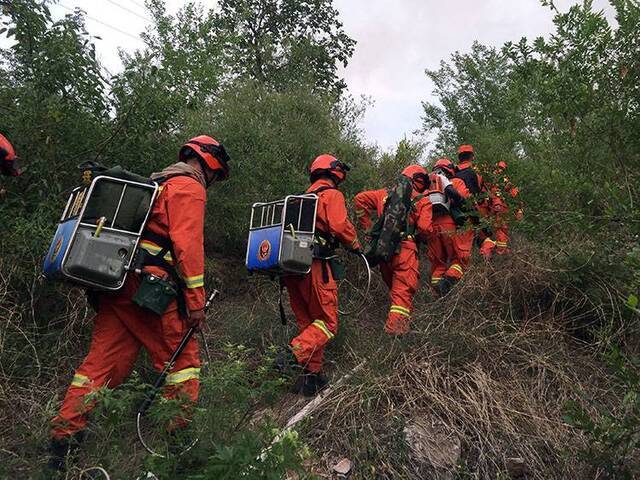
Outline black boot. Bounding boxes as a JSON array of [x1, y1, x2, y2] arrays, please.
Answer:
[[289, 373, 306, 394], [274, 349, 298, 375], [302, 371, 328, 397], [45, 431, 84, 474], [436, 276, 457, 297]]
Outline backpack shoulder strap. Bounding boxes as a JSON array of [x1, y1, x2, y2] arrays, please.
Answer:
[[412, 194, 426, 205], [307, 185, 337, 195]]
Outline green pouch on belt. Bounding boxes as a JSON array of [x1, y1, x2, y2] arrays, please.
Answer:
[[133, 273, 177, 316], [329, 258, 346, 281]]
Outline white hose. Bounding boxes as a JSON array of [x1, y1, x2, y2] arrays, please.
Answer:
[[338, 253, 372, 316], [80, 466, 111, 479]]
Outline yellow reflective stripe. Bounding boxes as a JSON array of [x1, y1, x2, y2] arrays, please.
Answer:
[[390, 307, 411, 317], [390, 305, 411, 317], [482, 238, 496, 245], [355, 209, 366, 217], [140, 241, 161, 253], [71, 373, 90, 388], [166, 367, 200, 385], [184, 274, 204, 288], [312, 319, 334, 340], [450, 264, 463, 274], [350, 238, 359, 248], [391, 305, 411, 313], [431, 277, 442, 284], [496, 241, 508, 247], [139, 241, 174, 263]]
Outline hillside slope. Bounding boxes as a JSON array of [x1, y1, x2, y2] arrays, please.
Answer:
[[1, 237, 626, 479]]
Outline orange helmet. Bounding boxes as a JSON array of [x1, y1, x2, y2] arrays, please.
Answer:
[[496, 160, 507, 172], [457, 144, 474, 163], [401, 164, 428, 193], [309, 154, 350, 183], [433, 158, 455, 177], [0, 133, 20, 177], [179, 135, 230, 180]]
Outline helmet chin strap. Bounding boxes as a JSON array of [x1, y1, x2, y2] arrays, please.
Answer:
[[198, 159, 219, 187]]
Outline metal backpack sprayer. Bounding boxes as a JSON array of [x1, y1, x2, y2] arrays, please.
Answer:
[[246, 194, 319, 277], [246, 194, 320, 323], [246, 193, 371, 318], [43, 165, 159, 290]]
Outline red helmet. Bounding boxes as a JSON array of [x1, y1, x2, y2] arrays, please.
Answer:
[[496, 160, 507, 171], [309, 154, 350, 183], [433, 158, 455, 177], [0, 133, 20, 177], [179, 135, 230, 180], [457, 144, 474, 155], [402, 164, 428, 192]]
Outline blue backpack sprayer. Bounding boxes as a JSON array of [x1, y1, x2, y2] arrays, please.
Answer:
[[42, 165, 215, 455]]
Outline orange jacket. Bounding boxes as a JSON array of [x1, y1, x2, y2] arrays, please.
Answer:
[[452, 163, 488, 221], [307, 179, 360, 250], [140, 176, 206, 311], [0, 133, 16, 160], [451, 178, 471, 199], [353, 188, 433, 247], [486, 164, 519, 211], [452, 162, 485, 197]]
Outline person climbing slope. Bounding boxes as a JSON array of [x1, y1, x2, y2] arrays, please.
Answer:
[[281, 154, 361, 397], [354, 165, 433, 334], [0, 133, 21, 176], [424, 158, 466, 296], [47, 135, 230, 471]]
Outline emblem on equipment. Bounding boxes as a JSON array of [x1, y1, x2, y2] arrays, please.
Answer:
[[50, 236, 63, 263], [258, 239, 272, 261]]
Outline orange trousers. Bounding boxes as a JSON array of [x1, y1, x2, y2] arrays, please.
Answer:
[[449, 226, 474, 280], [379, 241, 419, 335], [51, 275, 200, 440], [479, 203, 510, 258], [426, 214, 467, 286], [283, 259, 338, 373]]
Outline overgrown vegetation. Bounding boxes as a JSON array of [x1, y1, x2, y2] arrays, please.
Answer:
[[1, 0, 639, 478]]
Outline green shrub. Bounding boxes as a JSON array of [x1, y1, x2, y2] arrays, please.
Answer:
[[563, 348, 640, 478]]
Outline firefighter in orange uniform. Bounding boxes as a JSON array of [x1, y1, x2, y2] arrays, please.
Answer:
[[425, 159, 466, 296], [47, 135, 230, 471], [440, 144, 485, 295], [354, 165, 433, 334], [479, 160, 521, 257], [0, 133, 21, 176], [282, 155, 361, 396]]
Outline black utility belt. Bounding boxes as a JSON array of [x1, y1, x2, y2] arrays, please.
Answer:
[[313, 244, 337, 259]]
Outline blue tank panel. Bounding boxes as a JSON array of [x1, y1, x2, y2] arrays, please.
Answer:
[[246, 226, 282, 272], [43, 218, 77, 279]]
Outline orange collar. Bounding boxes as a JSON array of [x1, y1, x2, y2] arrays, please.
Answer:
[[308, 178, 336, 193]]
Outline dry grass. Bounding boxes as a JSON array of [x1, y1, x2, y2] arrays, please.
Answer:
[[300, 239, 623, 479], [0, 238, 628, 478]]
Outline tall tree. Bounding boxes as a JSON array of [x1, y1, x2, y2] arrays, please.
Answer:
[[215, 0, 355, 96]]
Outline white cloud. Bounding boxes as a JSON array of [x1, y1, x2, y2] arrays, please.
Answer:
[[334, 0, 614, 151], [5, 0, 615, 150]]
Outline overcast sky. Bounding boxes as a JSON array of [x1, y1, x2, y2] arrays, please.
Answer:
[[39, 1, 614, 150]]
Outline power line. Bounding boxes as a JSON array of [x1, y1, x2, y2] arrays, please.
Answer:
[[127, 0, 148, 11], [105, 0, 151, 22], [58, 3, 144, 43]]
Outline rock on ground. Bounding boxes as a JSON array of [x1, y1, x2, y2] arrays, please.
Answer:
[[403, 415, 461, 478]]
